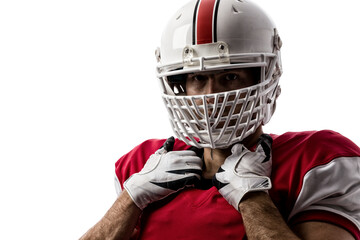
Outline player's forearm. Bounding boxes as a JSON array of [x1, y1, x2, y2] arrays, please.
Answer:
[[239, 192, 300, 240], [80, 190, 141, 240]]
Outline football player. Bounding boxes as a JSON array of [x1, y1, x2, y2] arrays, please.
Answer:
[[80, 0, 360, 239]]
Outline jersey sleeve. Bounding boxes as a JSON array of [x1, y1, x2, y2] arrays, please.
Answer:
[[286, 131, 360, 238], [289, 156, 360, 237]]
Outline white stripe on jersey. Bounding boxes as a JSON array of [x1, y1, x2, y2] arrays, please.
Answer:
[[289, 156, 360, 230]]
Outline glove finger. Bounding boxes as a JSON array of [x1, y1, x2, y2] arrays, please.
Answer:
[[187, 146, 203, 158], [155, 136, 175, 155], [213, 168, 228, 190], [231, 143, 246, 154], [152, 175, 200, 191], [171, 154, 203, 169], [183, 154, 203, 166], [223, 144, 248, 169], [166, 168, 202, 177], [256, 134, 273, 163], [166, 150, 197, 159], [162, 136, 175, 152]]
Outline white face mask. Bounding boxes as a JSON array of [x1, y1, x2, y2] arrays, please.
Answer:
[[161, 66, 280, 149]]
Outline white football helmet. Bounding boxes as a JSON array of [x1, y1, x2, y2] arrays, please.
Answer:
[[156, 0, 282, 149]]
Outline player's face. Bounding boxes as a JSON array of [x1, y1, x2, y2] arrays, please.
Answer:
[[184, 68, 261, 129], [185, 68, 260, 96]]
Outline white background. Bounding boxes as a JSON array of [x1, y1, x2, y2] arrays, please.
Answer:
[[0, 0, 359, 239]]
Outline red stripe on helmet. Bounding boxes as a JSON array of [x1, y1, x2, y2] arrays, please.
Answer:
[[196, 0, 217, 44]]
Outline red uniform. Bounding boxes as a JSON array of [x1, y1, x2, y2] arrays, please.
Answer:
[[115, 130, 360, 239]]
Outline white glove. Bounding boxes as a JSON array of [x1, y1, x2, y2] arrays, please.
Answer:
[[124, 137, 203, 210], [213, 134, 273, 210]]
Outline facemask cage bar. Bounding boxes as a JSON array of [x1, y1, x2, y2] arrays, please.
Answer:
[[157, 52, 281, 149]]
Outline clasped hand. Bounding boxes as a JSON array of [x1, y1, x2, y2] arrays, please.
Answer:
[[213, 134, 273, 210], [124, 137, 203, 210]]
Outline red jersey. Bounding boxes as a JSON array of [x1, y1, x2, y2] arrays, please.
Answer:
[[115, 130, 360, 239]]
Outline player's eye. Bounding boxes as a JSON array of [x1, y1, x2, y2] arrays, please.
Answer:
[[192, 74, 207, 82], [225, 73, 239, 81]]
